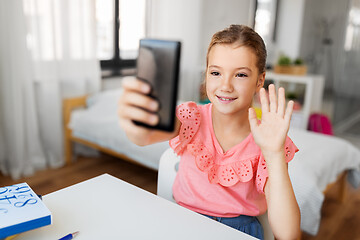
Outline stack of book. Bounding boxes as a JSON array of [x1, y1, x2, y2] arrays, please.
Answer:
[[0, 183, 52, 239]]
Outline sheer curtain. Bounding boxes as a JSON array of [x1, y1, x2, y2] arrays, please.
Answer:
[[0, 0, 101, 179], [0, 0, 46, 179]]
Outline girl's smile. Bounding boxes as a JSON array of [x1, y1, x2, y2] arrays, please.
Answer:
[[216, 95, 237, 104]]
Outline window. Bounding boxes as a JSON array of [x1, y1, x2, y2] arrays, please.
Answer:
[[344, 0, 360, 51], [253, 0, 279, 45], [96, 0, 147, 76]]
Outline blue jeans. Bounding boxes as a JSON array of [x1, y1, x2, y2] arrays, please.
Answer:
[[203, 214, 264, 240]]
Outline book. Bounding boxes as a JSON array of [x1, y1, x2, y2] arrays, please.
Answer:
[[0, 183, 52, 238]]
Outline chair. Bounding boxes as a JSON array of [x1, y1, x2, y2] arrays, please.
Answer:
[[157, 148, 274, 240]]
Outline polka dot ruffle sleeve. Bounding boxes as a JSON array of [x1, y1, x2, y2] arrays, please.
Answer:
[[169, 102, 201, 155], [255, 137, 299, 193]]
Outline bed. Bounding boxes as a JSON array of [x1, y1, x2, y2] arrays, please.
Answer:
[[64, 88, 360, 236]]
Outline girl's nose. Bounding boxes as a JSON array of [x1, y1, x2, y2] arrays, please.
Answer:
[[220, 75, 233, 92]]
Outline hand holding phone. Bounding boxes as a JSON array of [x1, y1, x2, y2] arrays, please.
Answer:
[[133, 39, 181, 132]]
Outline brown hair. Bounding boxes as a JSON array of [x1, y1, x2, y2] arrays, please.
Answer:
[[206, 24, 267, 74]]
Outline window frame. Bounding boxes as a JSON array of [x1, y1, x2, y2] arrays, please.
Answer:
[[100, 0, 137, 77], [253, 0, 280, 43]]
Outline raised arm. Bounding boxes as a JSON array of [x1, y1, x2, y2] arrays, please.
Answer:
[[248, 84, 301, 240], [118, 77, 180, 146]]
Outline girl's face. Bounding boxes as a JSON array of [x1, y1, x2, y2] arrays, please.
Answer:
[[206, 44, 264, 116]]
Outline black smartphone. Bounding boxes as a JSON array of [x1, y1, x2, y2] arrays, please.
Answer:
[[134, 39, 181, 132]]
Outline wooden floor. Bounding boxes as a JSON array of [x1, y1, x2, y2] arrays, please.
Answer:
[[302, 178, 360, 240], [1, 154, 360, 239], [0, 154, 158, 196]]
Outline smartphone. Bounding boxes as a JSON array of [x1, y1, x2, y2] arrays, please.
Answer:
[[134, 39, 181, 132]]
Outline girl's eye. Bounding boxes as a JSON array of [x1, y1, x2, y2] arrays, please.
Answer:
[[210, 71, 220, 76], [236, 73, 248, 78]]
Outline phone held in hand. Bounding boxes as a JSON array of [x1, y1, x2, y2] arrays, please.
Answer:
[[134, 39, 181, 132]]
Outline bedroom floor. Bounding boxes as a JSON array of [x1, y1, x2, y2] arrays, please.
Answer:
[[302, 180, 360, 240], [1, 154, 360, 240]]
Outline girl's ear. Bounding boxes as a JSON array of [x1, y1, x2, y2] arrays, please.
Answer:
[[256, 72, 266, 92]]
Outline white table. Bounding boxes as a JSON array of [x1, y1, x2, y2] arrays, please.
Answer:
[[17, 174, 256, 239]]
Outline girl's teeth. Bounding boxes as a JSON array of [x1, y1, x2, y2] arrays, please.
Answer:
[[219, 97, 232, 101]]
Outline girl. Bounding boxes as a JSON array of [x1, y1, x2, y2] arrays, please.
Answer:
[[118, 25, 301, 240]]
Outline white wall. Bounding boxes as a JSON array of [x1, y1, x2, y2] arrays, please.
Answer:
[[199, 0, 254, 66], [148, 0, 253, 101], [148, 0, 202, 101], [299, 0, 349, 91]]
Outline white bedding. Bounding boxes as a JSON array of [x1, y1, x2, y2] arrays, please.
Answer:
[[69, 88, 360, 236], [288, 128, 360, 234], [68, 88, 169, 170]]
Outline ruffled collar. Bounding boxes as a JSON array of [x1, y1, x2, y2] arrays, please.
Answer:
[[169, 102, 298, 190]]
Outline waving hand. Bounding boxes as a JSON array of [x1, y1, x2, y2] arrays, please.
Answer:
[[248, 84, 294, 155]]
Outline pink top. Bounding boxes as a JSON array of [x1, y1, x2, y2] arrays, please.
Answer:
[[169, 102, 298, 217]]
